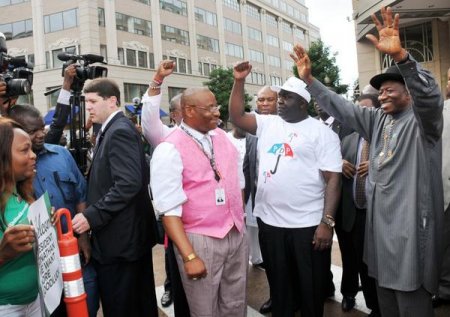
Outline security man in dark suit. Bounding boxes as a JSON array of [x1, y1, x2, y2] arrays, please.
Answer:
[[337, 94, 381, 316], [72, 78, 158, 317]]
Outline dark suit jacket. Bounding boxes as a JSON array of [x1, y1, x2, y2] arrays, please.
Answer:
[[85, 112, 157, 264], [338, 132, 361, 232], [243, 134, 258, 207]]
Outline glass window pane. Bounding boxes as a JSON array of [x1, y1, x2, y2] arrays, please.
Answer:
[[63, 9, 77, 29], [52, 48, 63, 68], [118, 48, 125, 65], [126, 49, 136, 66], [178, 58, 186, 73], [138, 51, 148, 68], [50, 13, 63, 32], [0, 23, 12, 40]]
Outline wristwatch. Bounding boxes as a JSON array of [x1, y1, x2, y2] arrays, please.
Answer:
[[321, 214, 335, 229], [183, 253, 197, 263]]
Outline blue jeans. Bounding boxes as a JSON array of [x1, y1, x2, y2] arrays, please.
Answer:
[[82, 262, 99, 317]]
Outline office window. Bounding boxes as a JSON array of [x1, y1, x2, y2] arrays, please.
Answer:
[[224, 18, 241, 35], [266, 34, 279, 47], [124, 83, 148, 102], [149, 52, 155, 69], [168, 87, 185, 101], [161, 25, 189, 45], [160, 0, 187, 16], [47, 45, 77, 69], [118, 48, 151, 69], [0, 0, 29, 6], [163, 55, 192, 74], [248, 27, 262, 42], [100, 45, 107, 61], [247, 72, 265, 85], [223, 0, 239, 11], [118, 48, 125, 65], [281, 21, 292, 34], [246, 4, 260, 20], [138, 51, 148, 68], [284, 59, 293, 71], [225, 43, 243, 58], [249, 49, 263, 63], [0, 18, 32, 40], [199, 62, 217, 76], [268, 55, 281, 67], [98, 8, 105, 27], [197, 35, 219, 53], [126, 49, 137, 66], [294, 28, 305, 40], [116, 13, 152, 36], [44, 8, 78, 33], [266, 14, 277, 27], [194, 7, 217, 26], [283, 41, 293, 52], [270, 75, 282, 86], [135, 0, 150, 4]]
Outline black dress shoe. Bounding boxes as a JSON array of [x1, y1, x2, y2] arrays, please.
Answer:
[[161, 290, 173, 307], [368, 310, 381, 317], [341, 296, 355, 312], [259, 298, 272, 314], [432, 295, 450, 308]]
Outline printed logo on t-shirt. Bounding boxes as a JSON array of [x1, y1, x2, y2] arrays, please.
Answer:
[[262, 142, 294, 182]]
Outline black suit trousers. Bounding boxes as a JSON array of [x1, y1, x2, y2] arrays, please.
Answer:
[[336, 209, 379, 311], [94, 252, 157, 317]]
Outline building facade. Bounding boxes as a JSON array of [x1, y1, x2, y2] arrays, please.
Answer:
[[1, 0, 320, 114], [352, 0, 450, 95]]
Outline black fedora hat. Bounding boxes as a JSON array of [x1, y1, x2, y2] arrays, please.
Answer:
[[370, 65, 405, 90]]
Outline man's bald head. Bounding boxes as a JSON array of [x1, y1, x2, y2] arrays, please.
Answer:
[[181, 87, 220, 133], [181, 87, 212, 108], [256, 86, 277, 115]]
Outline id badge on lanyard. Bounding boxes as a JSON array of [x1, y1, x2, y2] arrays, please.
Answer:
[[215, 187, 226, 206]]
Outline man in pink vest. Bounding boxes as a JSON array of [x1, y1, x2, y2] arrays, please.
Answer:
[[150, 87, 248, 317]]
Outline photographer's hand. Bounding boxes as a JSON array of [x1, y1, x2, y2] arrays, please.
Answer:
[[62, 64, 77, 91]]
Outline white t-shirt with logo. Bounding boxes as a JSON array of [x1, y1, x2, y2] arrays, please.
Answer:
[[254, 114, 342, 228]]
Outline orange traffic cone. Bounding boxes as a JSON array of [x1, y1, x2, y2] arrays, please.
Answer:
[[56, 208, 89, 317]]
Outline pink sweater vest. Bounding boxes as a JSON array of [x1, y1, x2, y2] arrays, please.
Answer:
[[165, 127, 244, 239]]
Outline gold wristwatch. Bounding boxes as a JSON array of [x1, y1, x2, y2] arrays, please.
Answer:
[[183, 253, 197, 263], [321, 214, 335, 229]]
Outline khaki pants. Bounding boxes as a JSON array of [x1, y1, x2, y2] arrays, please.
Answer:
[[174, 228, 248, 317]]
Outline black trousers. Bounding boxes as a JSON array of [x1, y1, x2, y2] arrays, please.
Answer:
[[258, 219, 328, 317], [167, 240, 191, 317], [94, 252, 157, 317], [336, 209, 379, 312]]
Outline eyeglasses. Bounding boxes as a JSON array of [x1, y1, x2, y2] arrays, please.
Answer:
[[190, 105, 221, 112]]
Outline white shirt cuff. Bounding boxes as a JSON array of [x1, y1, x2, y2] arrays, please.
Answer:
[[57, 89, 71, 105]]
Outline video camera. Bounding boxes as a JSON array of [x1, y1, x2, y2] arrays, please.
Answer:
[[0, 32, 33, 97], [58, 52, 108, 91]]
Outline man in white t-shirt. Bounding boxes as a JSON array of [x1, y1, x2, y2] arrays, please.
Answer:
[[229, 61, 342, 317]]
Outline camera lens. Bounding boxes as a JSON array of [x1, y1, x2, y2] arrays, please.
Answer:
[[7, 78, 31, 96]]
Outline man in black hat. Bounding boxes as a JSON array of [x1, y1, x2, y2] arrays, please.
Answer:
[[291, 6, 443, 317]]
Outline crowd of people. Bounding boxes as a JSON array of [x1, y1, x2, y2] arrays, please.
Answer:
[[1, 6, 449, 317]]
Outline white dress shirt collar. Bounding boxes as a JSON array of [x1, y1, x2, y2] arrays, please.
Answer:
[[101, 110, 122, 132]]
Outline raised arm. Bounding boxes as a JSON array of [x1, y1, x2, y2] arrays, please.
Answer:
[[141, 60, 175, 146], [290, 45, 376, 141], [367, 7, 443, 143], [45, 64, 76, 144], [229, 61, 257, 135]]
